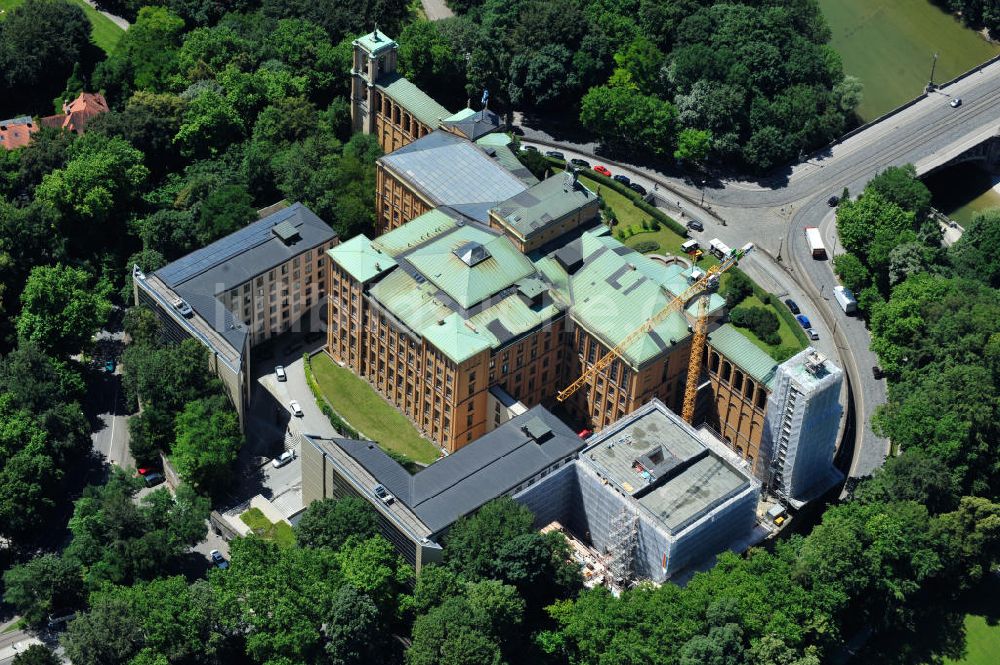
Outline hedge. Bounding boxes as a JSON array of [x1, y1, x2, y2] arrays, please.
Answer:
[[302, 353, 359, 439]]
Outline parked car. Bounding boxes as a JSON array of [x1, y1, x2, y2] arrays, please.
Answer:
[[104, 359, 116, 373], [275, 365, 287, 382], [521, 144, 538, 152], [784, 298, 800, 314], [950, 97, 962, 108], [806, 328, 820, 340], [593, 165, 612, 177], [795, 314, 812, 329], [545, 150, 565, 159], [144, 472, 165, 488], [872, 366, 884, 380], [289, 400, 303, 417], [686, 219, 704, 232], [613, 174, 631, 186], [210, 549, 229, 570], [137, 466, 158, 476], [272, 450, 295, 468], [827, 195, 840, 207], [569, 158, 591, 169], [629, 182, 647, 196], [373, 484, 395, 505], [171, 297, 193, 318]]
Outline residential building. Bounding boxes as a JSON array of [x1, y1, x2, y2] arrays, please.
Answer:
[[761, 348, 844, 505], [301, 406, 585, 572], [41, 92, 109, 134], [0, 116, 38, 150], [134, 203, 337, 428]]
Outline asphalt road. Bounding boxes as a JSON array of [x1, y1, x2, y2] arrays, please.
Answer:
[[516, 57, 1000, 479]]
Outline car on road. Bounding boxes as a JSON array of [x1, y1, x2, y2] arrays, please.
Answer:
[[784, 298, 800, 314], [373, 484, 395, 505], [569, 158, 591, 169], [827, 195, 840, 207], [210, 549, 229, 570], [593, 165, 612, 177], [872, 366, 884, 380], [521, 144, 538, 152], [289, 400, 303, 417], [144, 472, 165, 488], [686, 219, 704, 232], [613, 174, 631, 186], [950, 97, 962, 108], [805, 328, 819, 340], [629, 182, 647, 196], [272, 450, 295, 468], [275, 365, 287, 382], [795, 314, 812, 329], [545, 150, 565, 160]]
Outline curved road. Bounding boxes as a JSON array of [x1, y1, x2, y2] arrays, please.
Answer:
[[518, 58, 1000, 479]]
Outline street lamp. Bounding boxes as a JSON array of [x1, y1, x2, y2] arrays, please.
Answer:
[[928, 52, 939, 91]]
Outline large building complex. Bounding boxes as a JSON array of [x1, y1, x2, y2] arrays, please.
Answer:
[[134, 203, 337, 427], [761, 348, 844, 505], [301, 406, 585, 570]]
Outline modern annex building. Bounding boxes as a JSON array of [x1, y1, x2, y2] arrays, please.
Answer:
[[301, 406, 586, 571], [134, 203, 337, 428]]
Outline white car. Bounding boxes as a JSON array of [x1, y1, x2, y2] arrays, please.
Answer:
[[289, 400, 303, 417], [806, 328, 820, 340], [275, 365, 286, 382], [272, 450, 295, 468], [950, 97, 962, 108], [373, 484, 395, 505]]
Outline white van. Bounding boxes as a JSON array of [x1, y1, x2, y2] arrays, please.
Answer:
[[681, 239, 699, 253], [834, 285, 857, 314]]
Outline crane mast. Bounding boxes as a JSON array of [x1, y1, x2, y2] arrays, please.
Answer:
[[680, 296, 710, 423], [557, 242, 754, 404]]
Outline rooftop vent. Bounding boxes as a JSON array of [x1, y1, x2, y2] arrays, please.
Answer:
[[521, 417, 553, 443], [272, 221, 300, 245], [805, 351, 827, 376], [454, 240, 491, 267]]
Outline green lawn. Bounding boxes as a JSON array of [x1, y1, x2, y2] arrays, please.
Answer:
[[240, 507, 296, 548], [0, 0, 124, 54], [311, 353, 440, 465], [728, 294, 806, 361], [819, 0, 999, 121], [945, 614, 1000, 665]]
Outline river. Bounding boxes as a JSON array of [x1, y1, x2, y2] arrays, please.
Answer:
[[923, 163, 1000, 226]]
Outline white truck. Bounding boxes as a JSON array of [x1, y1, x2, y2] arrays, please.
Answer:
[[708, 238, 731, 259], [805, 227, 827, 258], [834, 285, 857, 314]]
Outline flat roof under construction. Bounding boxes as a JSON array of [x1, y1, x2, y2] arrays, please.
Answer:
[[581, 401, 753, 533]]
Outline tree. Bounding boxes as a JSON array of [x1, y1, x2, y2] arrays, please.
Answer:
[[580, 85, 678, 158], [854, 451, 959, 515], [11, 645, 61, 665], [122, 337, 213, 413], [508, 44, 579, 108], [3, 554, 84, 626], [93, 6, 185, 100], [950, 209, 1000, 288], [294, 496, 379, 550], [122, 305, 162, 348], [444, 497, 535, 579], [15, 264, 113, 356], [325, 585, 384, 665], [172, 394, 242, 494], [835, 190, 916, 281], [89, 92, 187, 177], [679, 623, 747, 665], [832, 253, 871, 295], [398, 21, 466, 109], [407, 595, 506, 665], [174, 90, 245, 159], [674, 128, 713, 164], [722, 271, 754, 309], [932, 496, 1000, 591], [196, 184, 256, 245], [868, 165, 932, 220]]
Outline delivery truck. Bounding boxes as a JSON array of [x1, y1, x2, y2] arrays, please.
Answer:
[[708, 238, 731, 259], [805, 227, 826, 258], [834, 285, 857, 315]]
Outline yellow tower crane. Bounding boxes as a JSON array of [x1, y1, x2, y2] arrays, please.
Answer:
[[556, 242, 755, 408], [680, 296, 710, 423]]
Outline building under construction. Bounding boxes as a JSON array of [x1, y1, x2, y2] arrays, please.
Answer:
[[515, 399, 760, 585]]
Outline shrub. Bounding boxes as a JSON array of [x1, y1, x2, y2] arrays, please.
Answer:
[[722, 271, 754, 309], [730, 306, 780, 345], [632, 240, 659, 254], [642, 219, 651, 231], [617, 229, 625, 240]]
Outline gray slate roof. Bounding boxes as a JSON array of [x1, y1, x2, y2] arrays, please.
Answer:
[[379, 130, 527, 223], [331, 406, 584, 535], [155, 203, 336, 350]]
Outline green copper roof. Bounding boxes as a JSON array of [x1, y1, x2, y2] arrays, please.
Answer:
[[327, 235, 397, 283], [492, 174, 598, 240], [706, 323, 779, 389], [375, 73, 452, 129], [406, 225, 535, 309], [354, 30, 397, 56], [373, 209, 460, 258], [444, 108, 477, 123]]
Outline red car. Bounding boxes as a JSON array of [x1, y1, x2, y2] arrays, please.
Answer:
[[594, 165, 612, 177]]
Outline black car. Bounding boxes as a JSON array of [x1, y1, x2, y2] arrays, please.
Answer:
[[144, 472, 165, 488], [570, 158, 591, 169], [613, 174, 631, 186], [827, 195, 840, 207], [629, 182, 647, 196], [686, 219, 704, 232], [784, 298, 800, 315], [872, 366, 884, 380], [521, 144, 538, 152], [545, 150, 565, 160]]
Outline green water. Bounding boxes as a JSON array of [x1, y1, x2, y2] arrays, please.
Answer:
[[924, 163, 1000, 225], [819, 0, 999, 121]]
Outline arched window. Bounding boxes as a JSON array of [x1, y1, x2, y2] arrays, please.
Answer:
[[721, 361, 732, 383], [733, 370, 744, 394], [755, 388, 767, 410], [745, 378, 756, 401], [709, 352, 720, 372]]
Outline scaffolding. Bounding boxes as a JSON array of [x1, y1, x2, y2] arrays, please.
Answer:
[[605, 508, 639, 587]]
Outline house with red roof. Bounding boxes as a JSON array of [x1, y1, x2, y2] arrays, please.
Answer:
[[0, 116, 40, 150], [41, 92, 110, 134]]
